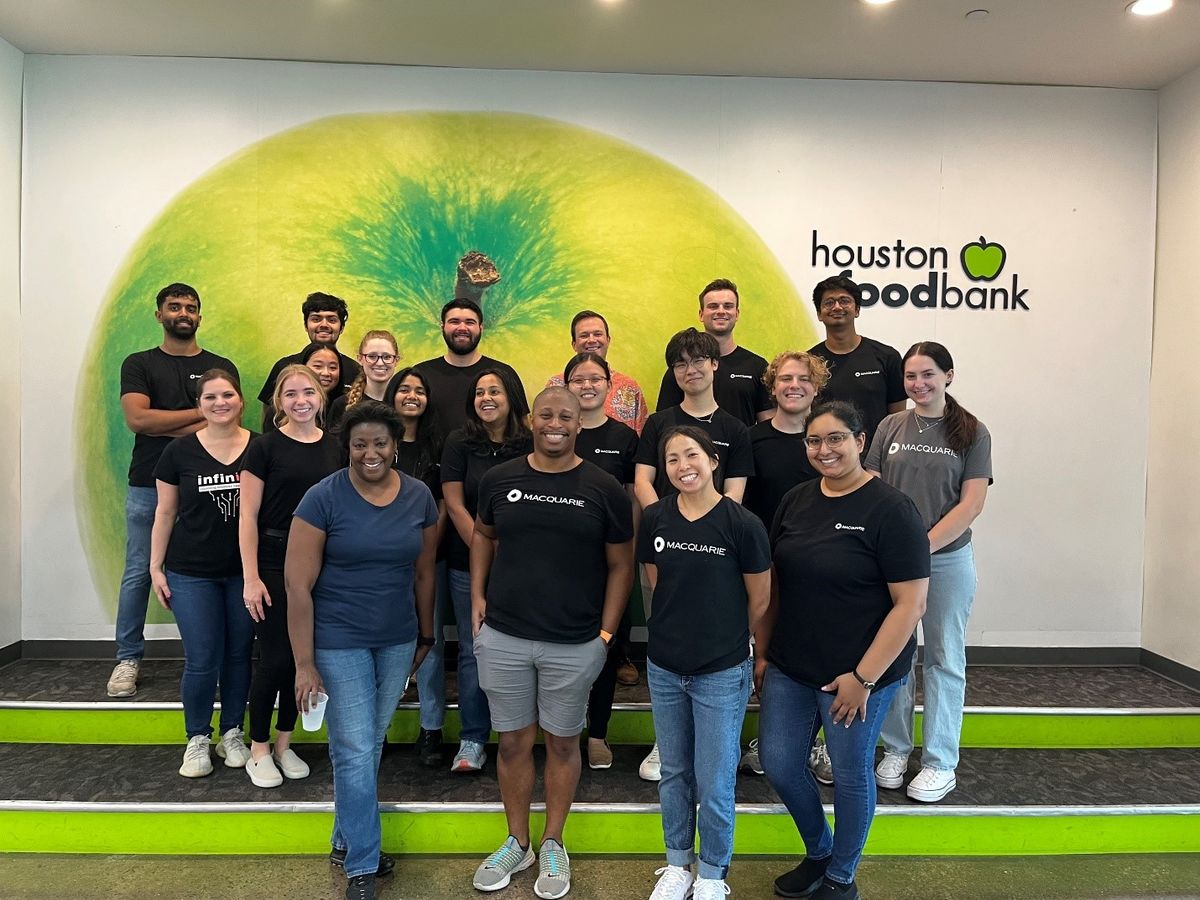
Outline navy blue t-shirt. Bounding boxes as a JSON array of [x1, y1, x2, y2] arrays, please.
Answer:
[[294, 469, 438, 650]]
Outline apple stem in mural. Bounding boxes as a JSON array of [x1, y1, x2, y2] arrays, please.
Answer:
[[455, 250, 501, 305]]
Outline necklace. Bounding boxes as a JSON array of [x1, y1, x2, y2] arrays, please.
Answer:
[[690, 408, 717, 424], [915, 412, 943, 434]]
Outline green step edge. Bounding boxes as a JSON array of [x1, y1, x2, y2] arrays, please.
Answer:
[[1, 809, 1197, 856], [2, 707, 1198, 748]]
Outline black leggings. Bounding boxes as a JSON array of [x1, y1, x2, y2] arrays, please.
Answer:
[[247, 566, 298, 743], [586, 607, 633, 741]]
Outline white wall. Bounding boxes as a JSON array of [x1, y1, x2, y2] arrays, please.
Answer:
[[19, 57, 1158, 648], [0, 36, 21, 651], [1144, 65, 1200, 671]]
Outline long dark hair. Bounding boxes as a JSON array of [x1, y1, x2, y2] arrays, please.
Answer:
[[384, 367, 444, 475], [462, 367, 532, 453], [904, 342, 978, 454], [299, 341, 346, 404]]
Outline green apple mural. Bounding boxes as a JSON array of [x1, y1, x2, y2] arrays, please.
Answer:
[[76, 111, 814, 617], [960, 236, 1006, 282]]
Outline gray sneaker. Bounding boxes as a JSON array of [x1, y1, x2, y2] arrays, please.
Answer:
[[473, 835, 535, 892], [534, 838, 571, 899], [106, 660, 140, 698], [809, 738, 834, 785], [451, 739, 488, 773]]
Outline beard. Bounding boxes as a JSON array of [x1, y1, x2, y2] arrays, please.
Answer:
[[442, 329, 481, 357], [163, 318, 196, 339]]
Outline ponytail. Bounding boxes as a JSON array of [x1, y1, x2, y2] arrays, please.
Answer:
[[943, 392, 978, 455]]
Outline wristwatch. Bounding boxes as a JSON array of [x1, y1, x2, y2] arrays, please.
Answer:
[[851, 669, 876, 691], [417, 634, 437, 647]]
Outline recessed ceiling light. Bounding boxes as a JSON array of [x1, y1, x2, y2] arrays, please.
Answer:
[[965, 8, 989, 20], [861, 0, 898, 6], [1126, 0, 1173, 15]]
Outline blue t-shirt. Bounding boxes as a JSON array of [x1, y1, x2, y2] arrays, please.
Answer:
[[294, 469, 438, 650]]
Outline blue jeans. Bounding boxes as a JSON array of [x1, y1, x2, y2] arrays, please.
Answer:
[[647, 657, 752, 880], [416, 560, 449, 731], [167, 571, 253, 739], [316, 641, 416, 879], [881, 542, 977, 770], [759, 664, 899, 886], [114, 485, 158, 660], [448, 567, 492, 744]]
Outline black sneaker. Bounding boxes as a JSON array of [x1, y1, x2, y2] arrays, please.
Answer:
[[345, 873, 376, 900], [811, 878, 859, 900], [329, 848, 395, 878], [774, 856, 831, 897], [414, 727, 443, 768]]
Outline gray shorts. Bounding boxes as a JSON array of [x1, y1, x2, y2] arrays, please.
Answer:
[[474, 623, 608, 737]]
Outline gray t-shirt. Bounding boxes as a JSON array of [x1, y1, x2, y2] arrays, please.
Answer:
[[865, 410, 993, 554]]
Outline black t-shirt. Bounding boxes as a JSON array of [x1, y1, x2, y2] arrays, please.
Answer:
[[154, 432, 255, 578], [479, 458, 633, 643], [656, 345, 772, 427], [256, 349, 360, 404], [744, 421, 818, 529], [637, 496, 770, 675], [635, 406, 754, 499], [575, 418, 638, 484], [414, 355, 526, 435], [241, 430, 342, 570], [808, 337, 905, 445], [440, 428, 531, 570], [120, 348, 240, 487], [768, 477, 930, 690], [397, 438, 443, 502]]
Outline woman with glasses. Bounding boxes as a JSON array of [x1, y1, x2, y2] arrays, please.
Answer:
[[563, 351, 640, 772], [327, 331, 401, 432], [757, 400, 929, 900], [867, 342, 992, 803]]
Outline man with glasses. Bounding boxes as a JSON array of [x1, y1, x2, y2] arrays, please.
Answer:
[[256, 292, 360, 429], [655, 279, 773, 428], [546, 310, 648, 434], [808, 275, 906, 446]]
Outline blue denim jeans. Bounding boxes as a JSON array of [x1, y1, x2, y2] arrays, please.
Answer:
[[316, 641, 416, 879], [647, 657, 753, 880], [416, 560, 449, 731], [759, 663, 899, 886], [114, 485, 158, 660], [448, 567, 492, 744], [881, 542, 977, 771], [166, 571, 253, 739]]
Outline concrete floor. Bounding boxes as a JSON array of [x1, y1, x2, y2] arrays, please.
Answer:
[[2, 855, 1200, 899]]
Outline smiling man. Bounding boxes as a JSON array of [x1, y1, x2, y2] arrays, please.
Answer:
[[655, 279, 773, 427], [546, 310, 648, 434]]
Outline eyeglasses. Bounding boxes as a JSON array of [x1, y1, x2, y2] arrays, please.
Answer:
[[568, 376, 608, 387], [804, 432, 854, 450], [671, 357, 712, 374], [363, 353, 398, 365], [820, 296, 856, 310]]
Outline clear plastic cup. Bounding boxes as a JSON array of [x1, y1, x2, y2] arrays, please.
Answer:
[[300, 690, 329, 731]]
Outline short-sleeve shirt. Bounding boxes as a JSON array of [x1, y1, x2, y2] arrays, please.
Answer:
[[293, 469, 438, 650], [120, 348, 239, 487], [241, 429, 342, 570], [808, 336, 905, 444], [866, 411, 993, 554], [656, 345, 772, 428], [744, 420, 819, 529], [637, 496, 771, 675], [635, 406, 754, 499], [256, 349, 360, 404], [154, 431, 254, 578], [440, 429, 531, 570], [574, 418, 638, 484], [478, 457, 634, 644], [547, 370, 648, 434], [769, 477, 930, 690], [414, 356, 527, 434], [396, 438, 444, 502]]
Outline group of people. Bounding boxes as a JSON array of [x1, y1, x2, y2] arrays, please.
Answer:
[[109, 275, 992, 900]]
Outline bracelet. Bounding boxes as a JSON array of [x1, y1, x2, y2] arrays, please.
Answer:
[[599, 629, 613, 645], [417, 634, 437, 647], [851, 669, 876, 690]]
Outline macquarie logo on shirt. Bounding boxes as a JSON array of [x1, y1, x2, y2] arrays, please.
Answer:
[[888, 442, 958, 458], [197, 472, 240, 521], [834, 522, 865, 532], [729, 373, 754, 380], [854, 370, 882, 378], [506, 487, 585, 508], [593, 448, 621, 455], [653, 535, 727, 556]]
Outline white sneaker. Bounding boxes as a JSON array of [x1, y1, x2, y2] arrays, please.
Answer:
[[106, 660, 140, 698], [274, 747, 310, 779], [649, 864, 695, 900], [906, 765, 956, 802], [808, 739, 834, 785], [875, 752, 909, 790], [179, 735, 213, 778], [692, 876, 731, 900], [215, 727, 251, 768], [738, 739, 763, 776], [246, 752, 283, 788], [639, 743, 662, 782]]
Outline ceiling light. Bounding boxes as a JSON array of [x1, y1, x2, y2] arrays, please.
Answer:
[[861, 0, 898, 5], [964, 8, 989, 20], [1126, 0, 1173, 15]]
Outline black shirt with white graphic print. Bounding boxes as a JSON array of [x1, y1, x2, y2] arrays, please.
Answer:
[[575, 417, 638, 485], [807, 336, 905, 445], [637, 495, 771, 675], [635, 406, 754, 500], [154, 432, 255, 578], [656, 345, 772, 427], [769, 477, 929, 690], [440, 428, 531, 571], [478, 457, 634, 644], [744, 420, 819, 530]]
